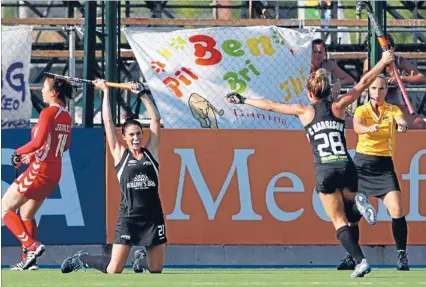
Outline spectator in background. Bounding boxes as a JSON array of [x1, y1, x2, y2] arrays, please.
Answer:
[[311, 38, 356, 127], [363, 34, 426, 129]]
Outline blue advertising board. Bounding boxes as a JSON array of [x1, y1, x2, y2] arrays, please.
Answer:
[[1, 128, 106, 245]]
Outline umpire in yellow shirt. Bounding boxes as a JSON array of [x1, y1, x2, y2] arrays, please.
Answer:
[[336, 74, 410, 272]]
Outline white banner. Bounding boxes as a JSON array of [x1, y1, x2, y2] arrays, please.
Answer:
[[125, 26, 313, 129], [1, 25, 33, 129]]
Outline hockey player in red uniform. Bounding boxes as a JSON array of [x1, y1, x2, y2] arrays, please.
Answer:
[[2, 76, 73, 270]]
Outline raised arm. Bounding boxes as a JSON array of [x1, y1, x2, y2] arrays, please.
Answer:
[[335, 50, 394, 110], [398, 58, 426, 84], [94, 79, 125, 164], [329, 60, 355, 86], [225, 92, 305, 116], [129, 82, 161, 161]]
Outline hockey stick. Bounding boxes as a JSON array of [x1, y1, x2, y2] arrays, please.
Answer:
[[44, 72, 132, 90], [356, 1, 415, 115], [15, 167, 19, 179]]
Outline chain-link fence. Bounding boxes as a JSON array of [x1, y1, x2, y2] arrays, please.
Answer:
[[2, 1, 426, 128]]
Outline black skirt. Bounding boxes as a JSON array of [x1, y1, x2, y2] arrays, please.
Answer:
[[354, 152, 401, 197]]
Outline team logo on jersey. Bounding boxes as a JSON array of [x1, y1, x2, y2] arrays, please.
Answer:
[[383, 116, 389, 121], [143, 161, 152, 166], [128, 160, 137, 165], [126, 174, 156, 190]]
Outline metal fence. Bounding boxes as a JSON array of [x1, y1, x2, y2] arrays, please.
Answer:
[[1, 1, 426, 128]]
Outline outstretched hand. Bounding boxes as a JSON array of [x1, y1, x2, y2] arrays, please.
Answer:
[[225, 92, 246, 104]]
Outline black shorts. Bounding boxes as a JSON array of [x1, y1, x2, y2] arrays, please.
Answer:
[[314, 161, 358, 194], [354, 153, 401, 198], [114, 216, 167, 247]]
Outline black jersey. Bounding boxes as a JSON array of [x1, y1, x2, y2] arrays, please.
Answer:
[[115, 148, 163, 219], [305, 100, 351, 165]]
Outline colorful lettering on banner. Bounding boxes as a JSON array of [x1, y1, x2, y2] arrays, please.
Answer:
[[189, 35, 223, 66], [151, 61, 166, 73], [280, 68, 307, 101], [163, 67, 199, 98], [125, 26, 314, 128], [223, 60, 260, 94], [246, 36, 275, 56], [1, 26, 32, 129]]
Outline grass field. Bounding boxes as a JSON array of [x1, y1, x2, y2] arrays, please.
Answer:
[[2, 268, 426, 287]]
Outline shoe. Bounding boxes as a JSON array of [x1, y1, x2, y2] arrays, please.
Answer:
[[10, 261, 39, 271], [397, 250, 410, 271], [350, 259, 371, 278], [132, 249, 147, 273], [22, 241, 45, 270], [28, 264, 39, 271], [355, 193, 377, 225], [10, 261, 25, 271], [61, 251, 89, 274], [337, 254, 356, 270]]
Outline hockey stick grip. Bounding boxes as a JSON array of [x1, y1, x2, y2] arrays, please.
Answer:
[[377, 38, 415, 115], [104, 82, 132, 90]]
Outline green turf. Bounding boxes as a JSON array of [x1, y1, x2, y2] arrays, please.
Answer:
[[2, 268, 426, 287]]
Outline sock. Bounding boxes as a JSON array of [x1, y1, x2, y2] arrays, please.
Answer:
[[336, 225, 364, 264], [80, 254, 111, 273], [3, 211, 35, 248], [352, 202, 361, 215], [22, 218, 37, 260], [392, 216, 407, 251], [22, 218, 37, 239], [350, 225, 360, 244]]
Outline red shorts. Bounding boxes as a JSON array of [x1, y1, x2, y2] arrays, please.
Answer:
[[14, 162, 61, 201]]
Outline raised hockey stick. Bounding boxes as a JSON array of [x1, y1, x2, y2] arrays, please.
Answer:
[[44, 72, 132, 90], [356, 1, 415, 115]]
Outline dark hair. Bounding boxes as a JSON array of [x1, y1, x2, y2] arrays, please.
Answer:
[[307, 68, 331, 100], [47, 78, 74, 103], [312, 38, 328, 60], [122, 118, 143, 135]]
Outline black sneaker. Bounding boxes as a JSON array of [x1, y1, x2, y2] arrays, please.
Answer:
[[337, 254, 356, 270], [397, 250, 410, 271], [61, 251, 89, 273], [132, 249, 147, 273]]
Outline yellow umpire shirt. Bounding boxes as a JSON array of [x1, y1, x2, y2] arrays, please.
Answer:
[[354, 102, 403, 157]]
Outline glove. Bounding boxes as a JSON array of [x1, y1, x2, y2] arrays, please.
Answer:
[[129, 81, 146, 95], [226, 92, 246, 104], [11, 152, 21, 167]]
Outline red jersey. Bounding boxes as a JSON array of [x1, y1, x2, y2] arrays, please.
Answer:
[[16, 104, 72, 164]]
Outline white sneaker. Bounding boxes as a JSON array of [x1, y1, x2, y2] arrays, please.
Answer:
[[355, 193, 377, 225], [351, 259, 371, 278]]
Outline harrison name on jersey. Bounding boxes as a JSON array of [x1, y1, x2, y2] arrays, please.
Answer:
[[307, 120, 344, 136]]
